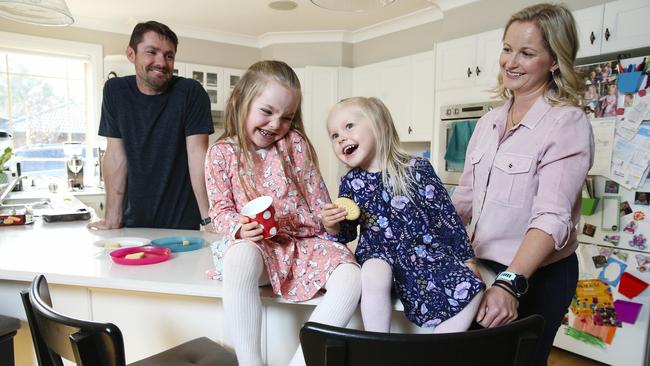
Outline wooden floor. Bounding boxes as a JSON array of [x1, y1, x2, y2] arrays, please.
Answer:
[[548, 347, 609, 366]]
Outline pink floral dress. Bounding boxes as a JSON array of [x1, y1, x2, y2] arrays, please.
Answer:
[[205, 131, 357, 302]]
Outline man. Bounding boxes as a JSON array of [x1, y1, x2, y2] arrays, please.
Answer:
[[88, 21, 213, 230]]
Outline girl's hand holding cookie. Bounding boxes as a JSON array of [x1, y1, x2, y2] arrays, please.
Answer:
[[323, 203, 347, 222], [237, 216, 264, 241], [322, 203, 347, 233]]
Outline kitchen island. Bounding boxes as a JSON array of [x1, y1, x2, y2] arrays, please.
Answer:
[[0, 209, 424, 366]]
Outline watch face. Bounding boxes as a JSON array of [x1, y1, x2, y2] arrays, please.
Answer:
[[514, 276, 528, 294]]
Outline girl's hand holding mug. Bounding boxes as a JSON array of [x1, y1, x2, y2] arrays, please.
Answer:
[[237, 216, 264, 242]]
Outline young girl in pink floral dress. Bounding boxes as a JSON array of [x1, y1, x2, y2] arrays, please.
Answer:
[[205, 60, 360, 366]]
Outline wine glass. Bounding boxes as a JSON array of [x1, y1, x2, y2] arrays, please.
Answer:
[[67, 155, 83, 175]]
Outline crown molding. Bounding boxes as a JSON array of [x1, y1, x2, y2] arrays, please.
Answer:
[[72, 5, 445, 49], [430, 0, 478, 12], [259, 30, 348, 48], [72, 15, 261, 48], [349, 6, 442, 43]]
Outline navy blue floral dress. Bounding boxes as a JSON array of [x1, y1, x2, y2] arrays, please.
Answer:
[[329, 158, 484, 327]]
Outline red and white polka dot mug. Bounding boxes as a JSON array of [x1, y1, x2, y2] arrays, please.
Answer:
[[241, 195, 278, 239]]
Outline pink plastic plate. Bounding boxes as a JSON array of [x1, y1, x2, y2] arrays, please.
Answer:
[[109, 245, 171, 265]]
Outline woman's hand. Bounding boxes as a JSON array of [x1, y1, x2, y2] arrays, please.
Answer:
[[237, 216, 264, 242], [321, 203, 347, 235], [475, 285, 519, 328]]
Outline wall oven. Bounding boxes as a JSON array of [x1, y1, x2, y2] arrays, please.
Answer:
[[436, 101, 503, 186]]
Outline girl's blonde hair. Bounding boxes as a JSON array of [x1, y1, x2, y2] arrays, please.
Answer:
[[220, 60, 320, 202], [495, 3, 583, 106], [336, 97, 414, 198]]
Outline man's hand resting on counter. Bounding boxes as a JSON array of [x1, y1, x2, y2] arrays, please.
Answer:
[[87, 218, 123, 230]]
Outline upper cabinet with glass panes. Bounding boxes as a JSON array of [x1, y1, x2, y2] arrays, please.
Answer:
[[182, 63, 224, 111]]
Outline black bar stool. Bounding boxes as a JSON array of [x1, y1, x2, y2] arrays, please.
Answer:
[[0, 314, 21, 366]]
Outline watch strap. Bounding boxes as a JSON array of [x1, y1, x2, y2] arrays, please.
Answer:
[[492, 282, 518, 300], [200, 217, 212, 225]]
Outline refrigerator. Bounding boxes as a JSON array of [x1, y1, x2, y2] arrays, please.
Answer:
[[552, 56, 650, 366]]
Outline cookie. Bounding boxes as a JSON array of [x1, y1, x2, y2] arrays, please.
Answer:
[[334, 197, 360, 220]]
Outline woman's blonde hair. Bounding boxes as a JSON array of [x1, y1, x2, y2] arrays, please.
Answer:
[[336, 97, 414, 199], [495, 3, 583, 106], [220, 60, 319, 202]]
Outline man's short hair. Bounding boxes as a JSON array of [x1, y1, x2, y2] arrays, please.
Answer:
[[128, 21, 178, 52]]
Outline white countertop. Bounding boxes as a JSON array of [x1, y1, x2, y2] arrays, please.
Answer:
[[0, 217, 316, 304]]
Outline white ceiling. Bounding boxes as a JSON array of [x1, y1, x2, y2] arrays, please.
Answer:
[[67, 0, 477, 47]]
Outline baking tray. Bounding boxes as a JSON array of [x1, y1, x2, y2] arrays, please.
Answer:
[[42, 209, 91, 223]]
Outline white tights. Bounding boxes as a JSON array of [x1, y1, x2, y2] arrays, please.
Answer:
[[360, 258, 484, 333], [222, 241, 361, 366]]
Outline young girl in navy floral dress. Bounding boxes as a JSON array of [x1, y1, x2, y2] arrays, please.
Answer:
[[322, 97, 484, 332]]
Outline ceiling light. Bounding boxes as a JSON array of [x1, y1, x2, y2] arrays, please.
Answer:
[[0, 0, 74, 26], [310, 0, 396, 12], [269, 1, 298, 11]]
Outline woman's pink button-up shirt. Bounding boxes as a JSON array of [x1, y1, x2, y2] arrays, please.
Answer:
[[452, 96, 594, 267]]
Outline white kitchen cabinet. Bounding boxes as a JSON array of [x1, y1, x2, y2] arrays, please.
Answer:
[[103, 54, 134, 79], [184, 63, 225, 111], [301, 66, 351, 197], [575, 0, 650, 58], [223, 67, 244, 104], [352, 51, 435, 142], [435, 29, 503, 92], [76, 193, 105, 219], [409, 51, 435, 143], [574, 5, 604, 58]]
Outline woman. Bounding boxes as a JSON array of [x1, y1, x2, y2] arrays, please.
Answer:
[[451, 4, 594, 366]]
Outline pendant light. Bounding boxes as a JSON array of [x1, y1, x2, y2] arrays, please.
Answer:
[[0, 0, 74, 26], [310, 0, 396, 12]]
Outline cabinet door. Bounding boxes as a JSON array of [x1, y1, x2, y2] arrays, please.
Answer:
[[379, 56, 413, 141], [223, 68, 244, 106], [474, 28, 504, 88], [303, 67, 343, 197], [184, 63, 225, 111], [352, 63, 380, 98], [574, 5, 604, 58], [435, 35, 476, 91], [601, 0, 650, 54], [76, 194, 105, 219], [172, 62, 186, 77], [103, 54, 134, 79], [407, 51, 434, 142]]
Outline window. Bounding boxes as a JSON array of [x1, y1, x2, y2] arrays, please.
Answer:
[[0, 51, 89, 177], [0, 32, 102, 182]]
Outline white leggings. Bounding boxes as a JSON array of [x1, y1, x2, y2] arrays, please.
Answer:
[[222, 241, 361, 366], [361, 258, 483, 333]]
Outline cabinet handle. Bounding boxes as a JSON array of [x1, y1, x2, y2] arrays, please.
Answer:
[[408, 126, 413, 134], [100, 202, 104, 211], [589, 31, 596, 45], [605, 28, 610, 41], [467, 67, 473, 78], [475, 66, 481, 76]]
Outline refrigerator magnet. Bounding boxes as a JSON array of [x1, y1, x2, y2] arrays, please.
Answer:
[[634, 254, 650, 272], [613, 299, 643, 324], [618, 272, 649, 299], [604, 234, 621, 246], [598, 257, 628, 287], [629, 234, 647, 251]]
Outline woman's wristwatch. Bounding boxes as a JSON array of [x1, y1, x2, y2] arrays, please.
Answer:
[[494, 271, 529, 298], [200, 217, 212, 226]]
